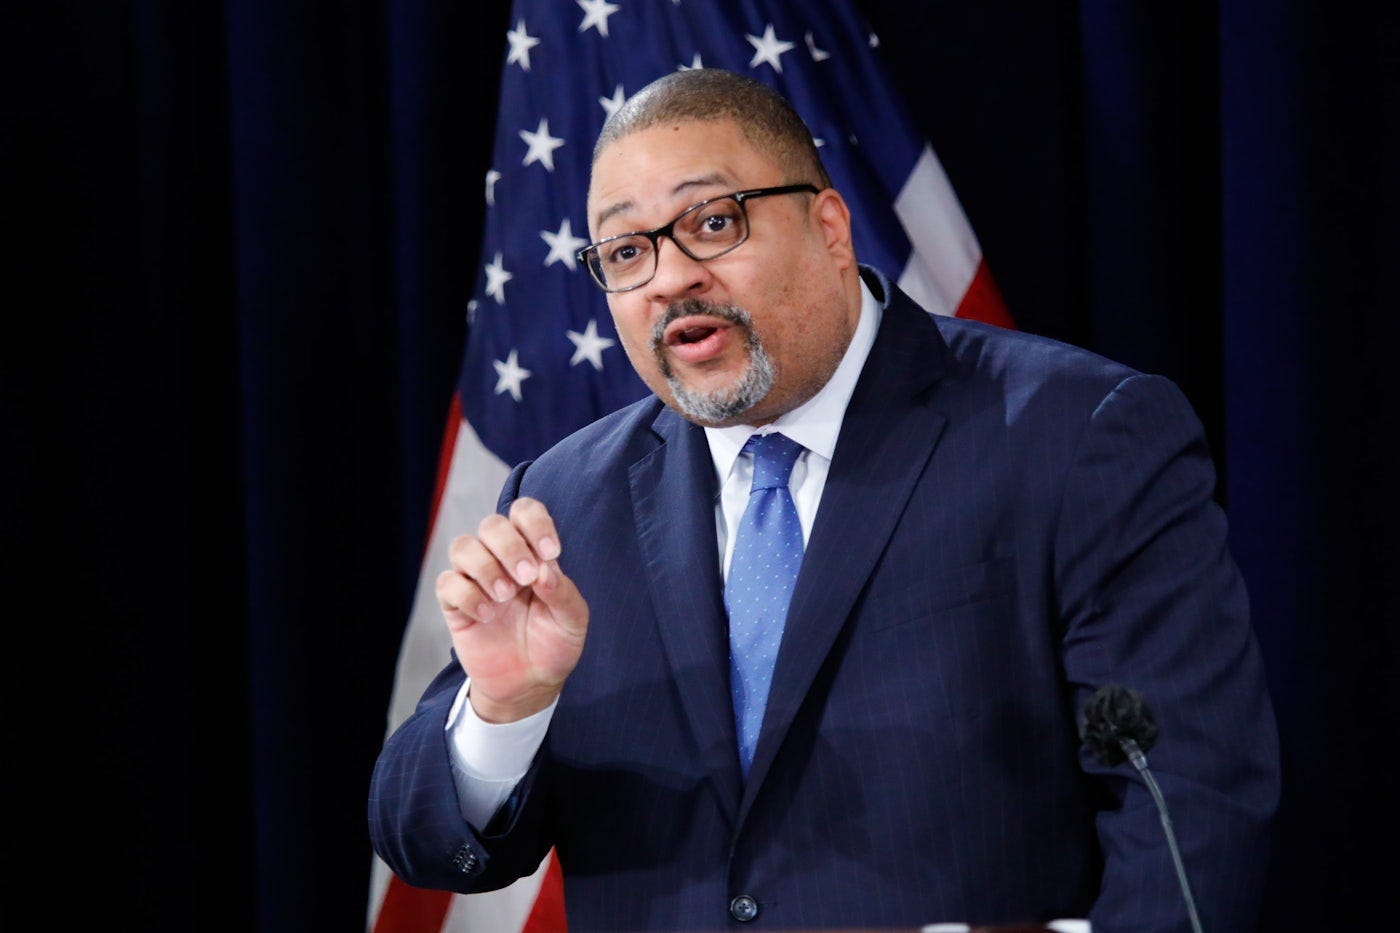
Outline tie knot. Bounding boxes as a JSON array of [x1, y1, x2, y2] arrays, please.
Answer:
[[745, 432, 804, 490]]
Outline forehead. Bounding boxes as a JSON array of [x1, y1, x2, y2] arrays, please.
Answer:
[[587, 119, 779, 233]]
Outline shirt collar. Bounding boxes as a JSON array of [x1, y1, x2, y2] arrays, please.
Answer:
[[705, 277, 882, 481]]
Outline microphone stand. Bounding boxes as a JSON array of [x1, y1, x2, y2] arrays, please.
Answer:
[[1118, 736, 1203, 933]]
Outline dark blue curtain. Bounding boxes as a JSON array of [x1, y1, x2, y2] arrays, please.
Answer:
[[20, 1, 1393, 929]]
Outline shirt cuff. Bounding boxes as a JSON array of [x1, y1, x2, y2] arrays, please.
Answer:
[[445, 679, 556, 827]]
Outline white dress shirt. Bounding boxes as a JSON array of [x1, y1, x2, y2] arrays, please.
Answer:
[[446, 280, 883, 827]]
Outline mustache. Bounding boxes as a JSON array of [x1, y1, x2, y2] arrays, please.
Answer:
[[649, 299, 753, 351]]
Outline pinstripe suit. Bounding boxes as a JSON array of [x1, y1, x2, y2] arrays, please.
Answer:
[[369, 267, 1279, 932]]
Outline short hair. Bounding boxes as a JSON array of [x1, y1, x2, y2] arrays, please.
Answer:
[[593, 68, 831, 189]]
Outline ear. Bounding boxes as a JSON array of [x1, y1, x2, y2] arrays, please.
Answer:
[[812, 188, 856, 270]]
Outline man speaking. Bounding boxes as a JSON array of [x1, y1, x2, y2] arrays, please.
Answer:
[[369, 68, 1279, 932]]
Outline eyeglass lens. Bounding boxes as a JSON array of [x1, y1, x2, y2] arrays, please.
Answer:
[[589, 197, 748, 291]]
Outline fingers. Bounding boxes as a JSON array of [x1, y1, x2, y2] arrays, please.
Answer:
[[507, 497, 561, 559], [436, 497, 588, 709], [445, 497, 563, 606], [527, 557, 587, 630], [435, 567, 493, 626]]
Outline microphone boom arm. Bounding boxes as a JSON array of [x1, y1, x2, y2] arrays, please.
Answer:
[[1119, 737, 1203, 933], [1081, 685, 1205, 933]]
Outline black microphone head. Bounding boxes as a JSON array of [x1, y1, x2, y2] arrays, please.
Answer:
[[1080, 684, 1159, 766]]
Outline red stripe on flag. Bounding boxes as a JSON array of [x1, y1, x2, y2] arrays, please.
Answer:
[[372, 397, 464, 933], [424, 394, 465, 560], [520, 850, 568, 933], [373, 877, 452, 933], [954, 258, 1016, 330]]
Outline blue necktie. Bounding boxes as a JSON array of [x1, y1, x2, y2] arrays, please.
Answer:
[[724, 432, 806, 779]]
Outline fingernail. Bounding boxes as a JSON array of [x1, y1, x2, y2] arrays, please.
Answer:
[[538, 537, 560, 560], [493, 579, 513, 601], [476, 601, 495, 621], [515, 560, 537, 585]]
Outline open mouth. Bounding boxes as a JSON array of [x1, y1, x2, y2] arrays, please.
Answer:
[[671, 323, 721, 345], [663, 313, 736, 346], [659, 316, 736, 365]]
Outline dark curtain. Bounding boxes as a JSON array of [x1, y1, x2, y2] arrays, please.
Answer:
[[16, 1, 1393, 929], [866, 5, 1397, 932]]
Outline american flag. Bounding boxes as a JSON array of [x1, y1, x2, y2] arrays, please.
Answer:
[[369, 1, 1010, 930]]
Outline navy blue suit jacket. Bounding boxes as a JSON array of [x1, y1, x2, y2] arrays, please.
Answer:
[[370, 268, 1279, 932]]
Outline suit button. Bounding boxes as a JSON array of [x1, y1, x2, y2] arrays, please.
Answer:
[[451, 846, 478, 873], [729, 894, 759, 922]]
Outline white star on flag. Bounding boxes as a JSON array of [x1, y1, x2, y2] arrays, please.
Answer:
[[599, 84, 627, 119], [505, 19, 540, 71], [484, 252, 513, 303], [576, 0, 620, 37], [519, 117, 565, 171], [746, 24, 795, 72], [805, 31, 830, 62], [541, 219, 588, 269], [492, 349, 531, 401], [485, 168, 501, 206], [679, 52, 704, 70], [566, 319, 616, 370]]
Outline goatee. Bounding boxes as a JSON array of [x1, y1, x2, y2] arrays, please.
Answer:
[[650, 299, 775, 426]]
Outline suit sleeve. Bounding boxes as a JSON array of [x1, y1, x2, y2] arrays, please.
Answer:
[[366, 459, 557, 894], [1053, 373, 1280, 932]]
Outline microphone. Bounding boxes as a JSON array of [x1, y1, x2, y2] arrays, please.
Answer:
[[1079, 685, 1203, 933]]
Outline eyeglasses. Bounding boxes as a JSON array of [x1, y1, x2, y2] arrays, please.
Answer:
[[576, 184, 820, 293]]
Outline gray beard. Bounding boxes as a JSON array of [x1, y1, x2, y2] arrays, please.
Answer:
[[650, 300, 776, 426]]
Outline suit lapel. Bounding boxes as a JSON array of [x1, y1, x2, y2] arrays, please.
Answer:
[[630, 406, 744, 824], [740, 276, 952, 817]]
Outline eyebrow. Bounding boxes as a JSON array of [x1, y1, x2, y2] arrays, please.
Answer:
[[592, 173, 731, 233]]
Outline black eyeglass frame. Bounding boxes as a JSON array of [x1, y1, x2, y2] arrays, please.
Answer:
[[575, 184, 821, 293]]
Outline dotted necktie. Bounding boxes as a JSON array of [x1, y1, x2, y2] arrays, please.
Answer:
[[724, 432, 806, 779]]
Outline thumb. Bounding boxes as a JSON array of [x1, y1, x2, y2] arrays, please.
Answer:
[[529, 560, 588, 632]]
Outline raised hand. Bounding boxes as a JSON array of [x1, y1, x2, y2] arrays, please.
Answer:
[[435, 497, 589, 722]]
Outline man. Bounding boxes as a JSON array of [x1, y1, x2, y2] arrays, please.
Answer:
[[369, 68, 1279, 932]]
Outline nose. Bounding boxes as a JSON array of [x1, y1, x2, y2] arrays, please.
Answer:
[[643, 235, 711, 303]]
